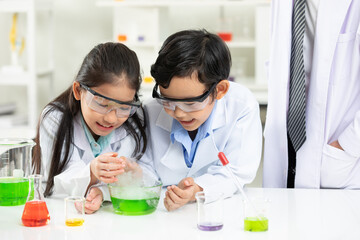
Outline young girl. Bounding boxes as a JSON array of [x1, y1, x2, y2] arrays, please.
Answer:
[[139, 29, 262, 211], [32, 42, 147, 214]]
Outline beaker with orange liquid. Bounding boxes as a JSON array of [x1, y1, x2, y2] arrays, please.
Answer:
[[21, 174, 50, 227]]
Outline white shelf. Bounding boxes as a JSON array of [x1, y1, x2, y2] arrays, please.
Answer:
[[0, 0, 53, 12], [0, 72, 32, 86], [99, 1, 270, 104], [117, 41, 158, 48], [37, 67, 54, 78], [116, 40, 256, 49], [226, 40, 256, 48], [97, 0, 270, 7], [0, 0, 54, 130], [0, 125, 36, 139], [0, 67, 53, 86]]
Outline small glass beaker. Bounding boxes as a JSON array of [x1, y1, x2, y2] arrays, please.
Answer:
[[65, 196, 85, 226], [243, 198, 269, 232], [195, 191, 224, 231], [21, 174, 50, 227]]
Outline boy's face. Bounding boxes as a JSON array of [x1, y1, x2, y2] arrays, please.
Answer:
[[159, 74, 216, 132]]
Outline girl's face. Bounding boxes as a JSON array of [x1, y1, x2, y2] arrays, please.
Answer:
[[73, 80, 136, 139], [159, 74, 216, 132]]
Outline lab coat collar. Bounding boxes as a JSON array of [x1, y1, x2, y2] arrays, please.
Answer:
[[155, 97, 228, 133], [155, 108, 173, 132], [158, 140, 189, 176], [188, 98, 227, 175], [159, 133, 219, 178], [187, 135, 219, 177], [211, 97, 227, 131], [155, 98, 227, 175]]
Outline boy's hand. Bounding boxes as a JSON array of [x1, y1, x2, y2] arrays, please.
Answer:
[[85, 187, 103, 214], [164, 177, 202, 211], [90, 152, 126, 183]]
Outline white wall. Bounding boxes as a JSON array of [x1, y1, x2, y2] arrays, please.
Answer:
[[0, 0, 112, 118]]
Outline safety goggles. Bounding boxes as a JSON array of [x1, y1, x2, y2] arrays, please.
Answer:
[[80, 83, 140, 118], [152, 82, 217, 112]]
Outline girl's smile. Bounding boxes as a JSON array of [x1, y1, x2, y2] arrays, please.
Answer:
[[96, 122, 114, 131]]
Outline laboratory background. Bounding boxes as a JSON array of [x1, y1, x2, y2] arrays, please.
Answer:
[[0, 0, 270, 188], [2, 1, 360, 239]]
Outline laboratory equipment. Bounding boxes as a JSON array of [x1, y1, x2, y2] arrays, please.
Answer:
[[195, 191, 224, 231], [217, 14, 233, 42], [109, 159, 162, 215], [117, 34, 127, 42], [218, 152, 268, 231], [0, 138, 35, 206], [211, 134, 268, 231], [21, 175, 50, 227], [65, 196, 85, 226], [243, 198, 269, 231]]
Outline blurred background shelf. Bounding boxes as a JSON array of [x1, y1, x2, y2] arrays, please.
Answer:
[[96, 0, 270, 7], [0, 0, 53, 13], [0, 0, 54, 138], [97, 0, 270, 104]]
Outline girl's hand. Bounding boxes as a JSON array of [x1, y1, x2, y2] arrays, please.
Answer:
[[90, 152, 126, 183], [164, 177, 202, 211], [84, 187, 103, 214], [124, 157, 142, 177]]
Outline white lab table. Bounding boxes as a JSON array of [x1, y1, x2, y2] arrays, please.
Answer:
[[1, 188, 360, 240]]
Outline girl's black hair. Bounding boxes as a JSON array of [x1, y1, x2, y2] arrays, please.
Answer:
[[150, 29, 232, 94], [32, 42, 147, 197]]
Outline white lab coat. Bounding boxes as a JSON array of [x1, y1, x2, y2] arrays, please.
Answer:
[[39, 108, 136, 200], [263, 0, 360, 188], [139, 82, 262, 199]]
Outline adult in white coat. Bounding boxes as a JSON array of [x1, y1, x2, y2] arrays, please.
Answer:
[[33, 43, 147, 213], [139, 30, 262, 211], [263, 0, 360, 188]]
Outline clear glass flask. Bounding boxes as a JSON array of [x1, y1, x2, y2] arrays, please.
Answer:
[[21, 174, 50, 227]]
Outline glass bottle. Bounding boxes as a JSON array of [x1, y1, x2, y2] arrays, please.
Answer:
[[21, 174, 50, 227]]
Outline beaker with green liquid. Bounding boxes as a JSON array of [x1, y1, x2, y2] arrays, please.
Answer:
[[243, 198, 270, 232], [0, 138, 35, 206], [108, 158, 162, 215]]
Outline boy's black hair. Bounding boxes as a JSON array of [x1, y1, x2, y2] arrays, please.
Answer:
[[151, 29, 232, 92], [32, 42, 147, 197]]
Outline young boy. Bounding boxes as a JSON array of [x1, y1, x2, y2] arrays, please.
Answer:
[[139, 29, 262, 211]]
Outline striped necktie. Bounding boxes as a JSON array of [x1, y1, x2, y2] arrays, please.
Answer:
[[288, 0, 307, 152]]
